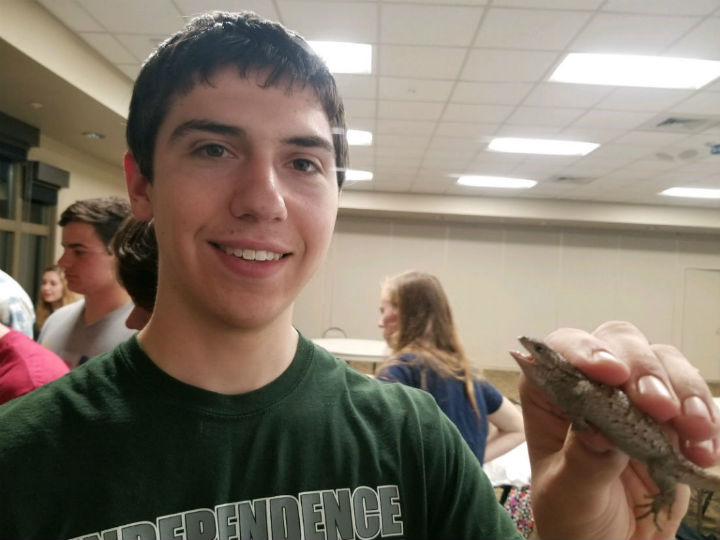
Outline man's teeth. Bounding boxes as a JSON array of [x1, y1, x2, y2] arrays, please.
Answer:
[[221, 246, 282, 261]]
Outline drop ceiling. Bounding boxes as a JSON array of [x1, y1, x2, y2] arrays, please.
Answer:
[[9, 0, 720, 209]]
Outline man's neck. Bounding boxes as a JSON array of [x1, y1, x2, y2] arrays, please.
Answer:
[[82, 285, 131, 324], [137, 304, 299, 395]]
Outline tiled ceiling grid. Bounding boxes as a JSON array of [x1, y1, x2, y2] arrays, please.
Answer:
[[36, 0, 720, 208]]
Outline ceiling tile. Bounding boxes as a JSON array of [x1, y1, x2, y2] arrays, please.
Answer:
[[670, 91, 720, 115], [278, 1, 377, 42], [451, 82, 533, 105], [378, 77, 454, 101], [114, 34, 165, 63], [380, 4, 484, 46], [38, 0, 105, 32], [377, 100, 445, 120], [343, 98, 377, 119], [379, 46, 466, 79], [334, 74, 377, 100], [78, 33, 136, 64], [494, 124, 563, 138], [388, 0, 487, 5], [505, 106, 585, 128], [666, 17, 720, 59], [602, 0, 720, 16], [376, 119, 437, 135], [76, 0, 184, 35], [442, 103, 513, 123], [571, 109, 656, 130], [474, 8, 592, 50], [375, 144, 426, 158], [568, 13, 702, 54], [491, 0, 603, 8], [461, 50, 559, 82], [523, 83, 612, 108], [435, 122, 500, 138], [612, 131, 691, 147], [596, 88, 693, 112], [375, 133, 431, 148], [558, 126, 625, 144]]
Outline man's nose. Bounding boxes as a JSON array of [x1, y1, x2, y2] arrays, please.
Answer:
[[229, 158, 288, 221], [57, 251, 71, 269]]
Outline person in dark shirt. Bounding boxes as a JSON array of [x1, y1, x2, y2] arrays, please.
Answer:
[[377, 270, 524, 465]]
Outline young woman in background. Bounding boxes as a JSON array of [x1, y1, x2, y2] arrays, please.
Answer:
[[377, 270, 525, 465], [35, 265, 77, 333]]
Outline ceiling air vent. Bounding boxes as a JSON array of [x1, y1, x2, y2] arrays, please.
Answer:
[[640, 114, 720, 133]]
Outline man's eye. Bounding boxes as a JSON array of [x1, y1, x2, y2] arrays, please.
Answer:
[[292, 158, 319, 173], [199, 144, 228, 158]]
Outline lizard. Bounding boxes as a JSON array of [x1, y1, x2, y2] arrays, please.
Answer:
[[510, 336, 720, 530]]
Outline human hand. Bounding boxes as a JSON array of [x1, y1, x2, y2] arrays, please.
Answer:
[[514, 321, 720, 539]]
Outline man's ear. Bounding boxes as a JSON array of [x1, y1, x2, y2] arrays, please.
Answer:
[[124, 152, 154, 221]]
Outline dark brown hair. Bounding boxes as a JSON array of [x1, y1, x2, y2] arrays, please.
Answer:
[[112, 218, 158, 313], [58, 196, 131, 250], [126, 11, 348, 187]]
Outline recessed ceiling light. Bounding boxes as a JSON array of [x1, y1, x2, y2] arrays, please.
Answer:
[[550, 53, 720, 89], [345, 169, 373, 181], [29, 102, 44, 110], [488, 137, 599, 156], [660, 187, 720, 199], [346, 129, 373, 146], [82, 131, 105, 140], [457, 175, 536, 189], [308, 41, 372, 74]]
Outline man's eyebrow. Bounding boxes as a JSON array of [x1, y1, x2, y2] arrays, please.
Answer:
[[283, 135, 334, 154], [63, 243, 89, 249], [169, 119, 245, 142]]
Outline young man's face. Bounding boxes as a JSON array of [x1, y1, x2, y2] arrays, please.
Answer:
[[57, 222, 117, 296], [126, 67, 339, 331]]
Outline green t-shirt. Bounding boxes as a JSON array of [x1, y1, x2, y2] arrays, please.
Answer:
[[0, 334, 521, 540]]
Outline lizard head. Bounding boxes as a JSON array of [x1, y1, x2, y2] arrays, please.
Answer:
[[510, 336, 559, 387]]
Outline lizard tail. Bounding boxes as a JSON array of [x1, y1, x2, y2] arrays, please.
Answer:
[[675, 450, 720, 491]]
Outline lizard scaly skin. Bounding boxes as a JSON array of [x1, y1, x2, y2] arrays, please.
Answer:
[[512, 336, 720, 529]]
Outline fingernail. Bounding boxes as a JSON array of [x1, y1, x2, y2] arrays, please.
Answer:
[[637, 375, 673, 400], [685, 438, 716, 453], [683, 396, 712, 420], [591, 350, 618, 363]]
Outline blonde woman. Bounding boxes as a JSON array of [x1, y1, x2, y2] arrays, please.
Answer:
[[377, 270, 524, 465], [35, 265, 77, 333]]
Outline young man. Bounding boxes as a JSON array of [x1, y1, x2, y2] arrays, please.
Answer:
[[38, 196, 136, 367], [0, 12, 717, 540]]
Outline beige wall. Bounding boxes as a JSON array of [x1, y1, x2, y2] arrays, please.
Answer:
[[294, 214, 720, 381], [28, 134, 128, 260]]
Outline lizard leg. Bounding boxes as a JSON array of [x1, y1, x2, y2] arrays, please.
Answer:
[[635, 462, 677, 531]]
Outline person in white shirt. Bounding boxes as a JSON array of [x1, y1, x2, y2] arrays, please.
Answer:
[[38, 197, 135, 368]]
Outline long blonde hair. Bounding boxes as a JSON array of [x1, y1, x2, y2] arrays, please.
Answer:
[[379, 270, 482, 416], [35, 265, 77, 330]]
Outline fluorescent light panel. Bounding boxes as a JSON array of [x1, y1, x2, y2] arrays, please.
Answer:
[[661, 187, 720, 199], [457, 175, 536, 189], [550, 53, 720, 89], [345, 169, 373, 181], [308, 41, 372, 74], [488, 137, 599, 156], [346, 129, 373, 146]]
